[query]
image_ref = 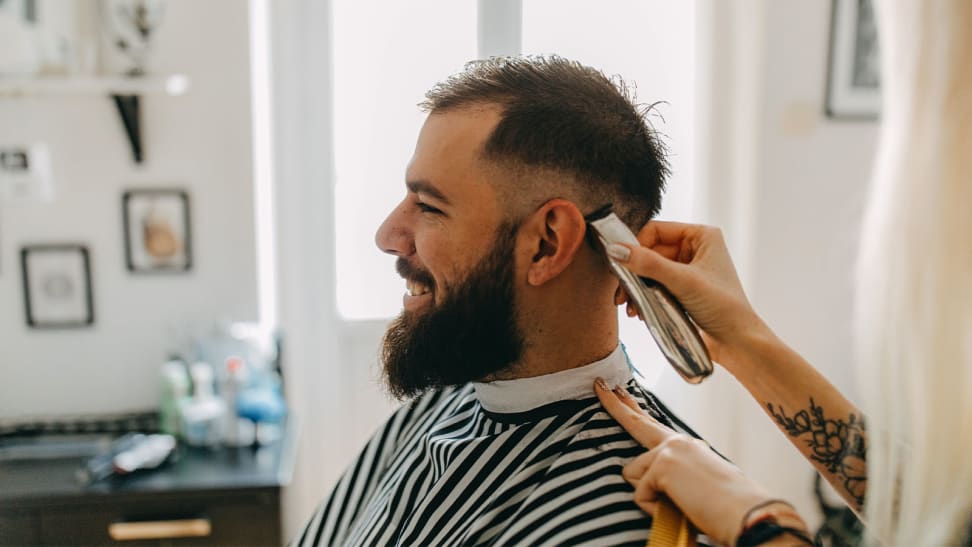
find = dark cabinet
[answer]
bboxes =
[33,490,279,545]
[0,426,295,546]
[0,508,39,545]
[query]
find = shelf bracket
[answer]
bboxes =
[112,94,143,164]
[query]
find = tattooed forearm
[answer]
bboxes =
[766,398,867,508]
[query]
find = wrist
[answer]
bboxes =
[716,319,781,376]
[734,499,812,547]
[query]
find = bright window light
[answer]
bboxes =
[249,0,277,330]
[334,0,477,320]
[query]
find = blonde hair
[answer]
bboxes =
[855,1,972,544]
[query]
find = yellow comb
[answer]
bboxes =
[647,497,696,547]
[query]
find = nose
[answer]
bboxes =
[375,200,414,257]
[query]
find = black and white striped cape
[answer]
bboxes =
[293,373,704,546]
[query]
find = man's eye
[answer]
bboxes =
[417,202,443,214]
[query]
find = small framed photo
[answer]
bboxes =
[21,245,95,328]
[123,189,192,273]
[0,144,55,202]
[0,149,29,172]
[825,0,881,119]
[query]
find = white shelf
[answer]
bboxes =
[0,74,190,98]
[0,73,190,163]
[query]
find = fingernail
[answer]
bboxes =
[614,385,632,399]
[595,377,610,391]
[606,243,631,262]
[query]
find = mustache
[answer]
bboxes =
[396,258,435,289]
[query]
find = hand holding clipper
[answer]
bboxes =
[586,206,713,384]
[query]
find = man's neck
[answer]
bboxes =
[492,294,619,381]
[490,249,621,381]
[503,336,619,380]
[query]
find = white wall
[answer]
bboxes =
[0,1,259,418]
[661,0,878,528]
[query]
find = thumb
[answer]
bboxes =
[608,243,696,297]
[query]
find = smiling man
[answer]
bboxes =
[294,55,707,546]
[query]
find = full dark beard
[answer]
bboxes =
[381,225,524,400]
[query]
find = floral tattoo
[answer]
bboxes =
[767,398,867,508]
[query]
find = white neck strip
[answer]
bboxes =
[472,345,632,414]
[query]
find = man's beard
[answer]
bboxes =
[381,224,524,400]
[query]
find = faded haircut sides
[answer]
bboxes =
[419,55,670,229]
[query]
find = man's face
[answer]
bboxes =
[374,107,526,398]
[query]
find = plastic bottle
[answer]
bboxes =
[220,356,250,446]
[159,360,190,437]
[181,362,225,447]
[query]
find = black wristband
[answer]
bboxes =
[740,498,797,529]
[736,521,815,547]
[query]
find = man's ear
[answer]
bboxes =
[522,199,587,287]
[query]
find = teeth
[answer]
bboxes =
[406,279,431,296]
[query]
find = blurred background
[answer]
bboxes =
[0,0,877,543]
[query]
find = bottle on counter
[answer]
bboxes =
[159,360,190,437]
[181,362,225,447]
[220,355,254,447]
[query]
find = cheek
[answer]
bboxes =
[415,234,458,284]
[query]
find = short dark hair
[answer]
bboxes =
[420,55,669,228]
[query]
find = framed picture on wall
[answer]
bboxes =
[21,244,95,328]
[123,189,192,273]
[0,144,55,202]
[826,0,881,119]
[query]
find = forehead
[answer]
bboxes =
[406,107,503,206]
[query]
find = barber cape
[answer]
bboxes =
[293,345,704,546]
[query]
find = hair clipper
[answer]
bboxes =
[586,206,713,384]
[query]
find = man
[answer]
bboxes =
[294,55,706,546]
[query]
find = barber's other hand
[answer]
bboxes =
[610,220,768,367]
[595,381,774,547]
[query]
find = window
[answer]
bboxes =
[333,0,477,319]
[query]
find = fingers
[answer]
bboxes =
[612,385,642,413]
[622,458,660,516]
[616,287,644,320]
[636,220,709,248]
[594,380,674,449]
[622,449,660,486]
[636,221,729,268]
[633,467,662,511]
[614,285,627,306]
[612,244,696,298]
[628,438,696,513]
[625,442,702,519]
[645,243,681,261]
[624,449,665,515]
[639,500,658,516]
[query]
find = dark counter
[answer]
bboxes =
[0,423,296,546]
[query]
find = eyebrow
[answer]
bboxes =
[406,180,452,206]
